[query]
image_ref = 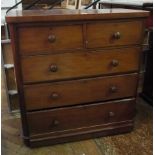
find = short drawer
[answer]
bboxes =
[24,73,138,110]
[86,20,143,48]
[27,98,136,135]
[21,47,140,83]
[18,25,83,55]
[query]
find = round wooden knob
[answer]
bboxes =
[50,64,58,72]
[48,35,56,43]
[53,120,59,126]
[109,111,115,117]
[111,59,119,67]
[51,92,59,99]
[113,32,121,39]
[110,86,117,93]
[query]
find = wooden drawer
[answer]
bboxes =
[27,98,135,135]
[86,21,143,48]
[21,47,140,83]
[18,25,83,55]
[24,73,138,110]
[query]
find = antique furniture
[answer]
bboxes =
[6,9,149,147]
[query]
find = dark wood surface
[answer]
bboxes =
[27,98,135,135]
[6,9,149,23]
[24,74,138,110]
[86,20,143,48]
[7,9,149,147]
[17,20,143,55]
[18,24,83,54]
[8,24,30,143]
[21,47,140,83]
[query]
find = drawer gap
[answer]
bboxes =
[27,97,135,113]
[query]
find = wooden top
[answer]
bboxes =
[6,9,149,23]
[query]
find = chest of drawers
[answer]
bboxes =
[6,9,149,147]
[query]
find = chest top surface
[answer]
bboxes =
[6,8,149,23]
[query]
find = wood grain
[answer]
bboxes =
[18,25,83,54]
[86,20,143,48]
[27,98,135,135]
[6,9,149,24]
[8,24,30,142]
[24,73,138,110]
[21,47,140,83]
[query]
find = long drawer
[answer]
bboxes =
[86,20,143,48]
[18,25,83,55]
[27,98,136,135]
[24,73,138,110]
[21,47,140,83]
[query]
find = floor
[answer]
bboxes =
[1,75,153,155]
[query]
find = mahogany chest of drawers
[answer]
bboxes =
[6,9,149,147]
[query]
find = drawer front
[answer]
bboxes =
[21,47,140,83]
[27,99,135,135]
[18,25,83,55]
[24,74,138,110]
[86,21,143,48]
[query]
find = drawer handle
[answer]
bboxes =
[49,120,60,128]
[113,32,121,39]
[111,59,119,67]
[53,120,59,126]
[51,92,59,99]
[50,64,58,72]
[109,111,115,117]
[48,35,56,43]
[110,86,117,93]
